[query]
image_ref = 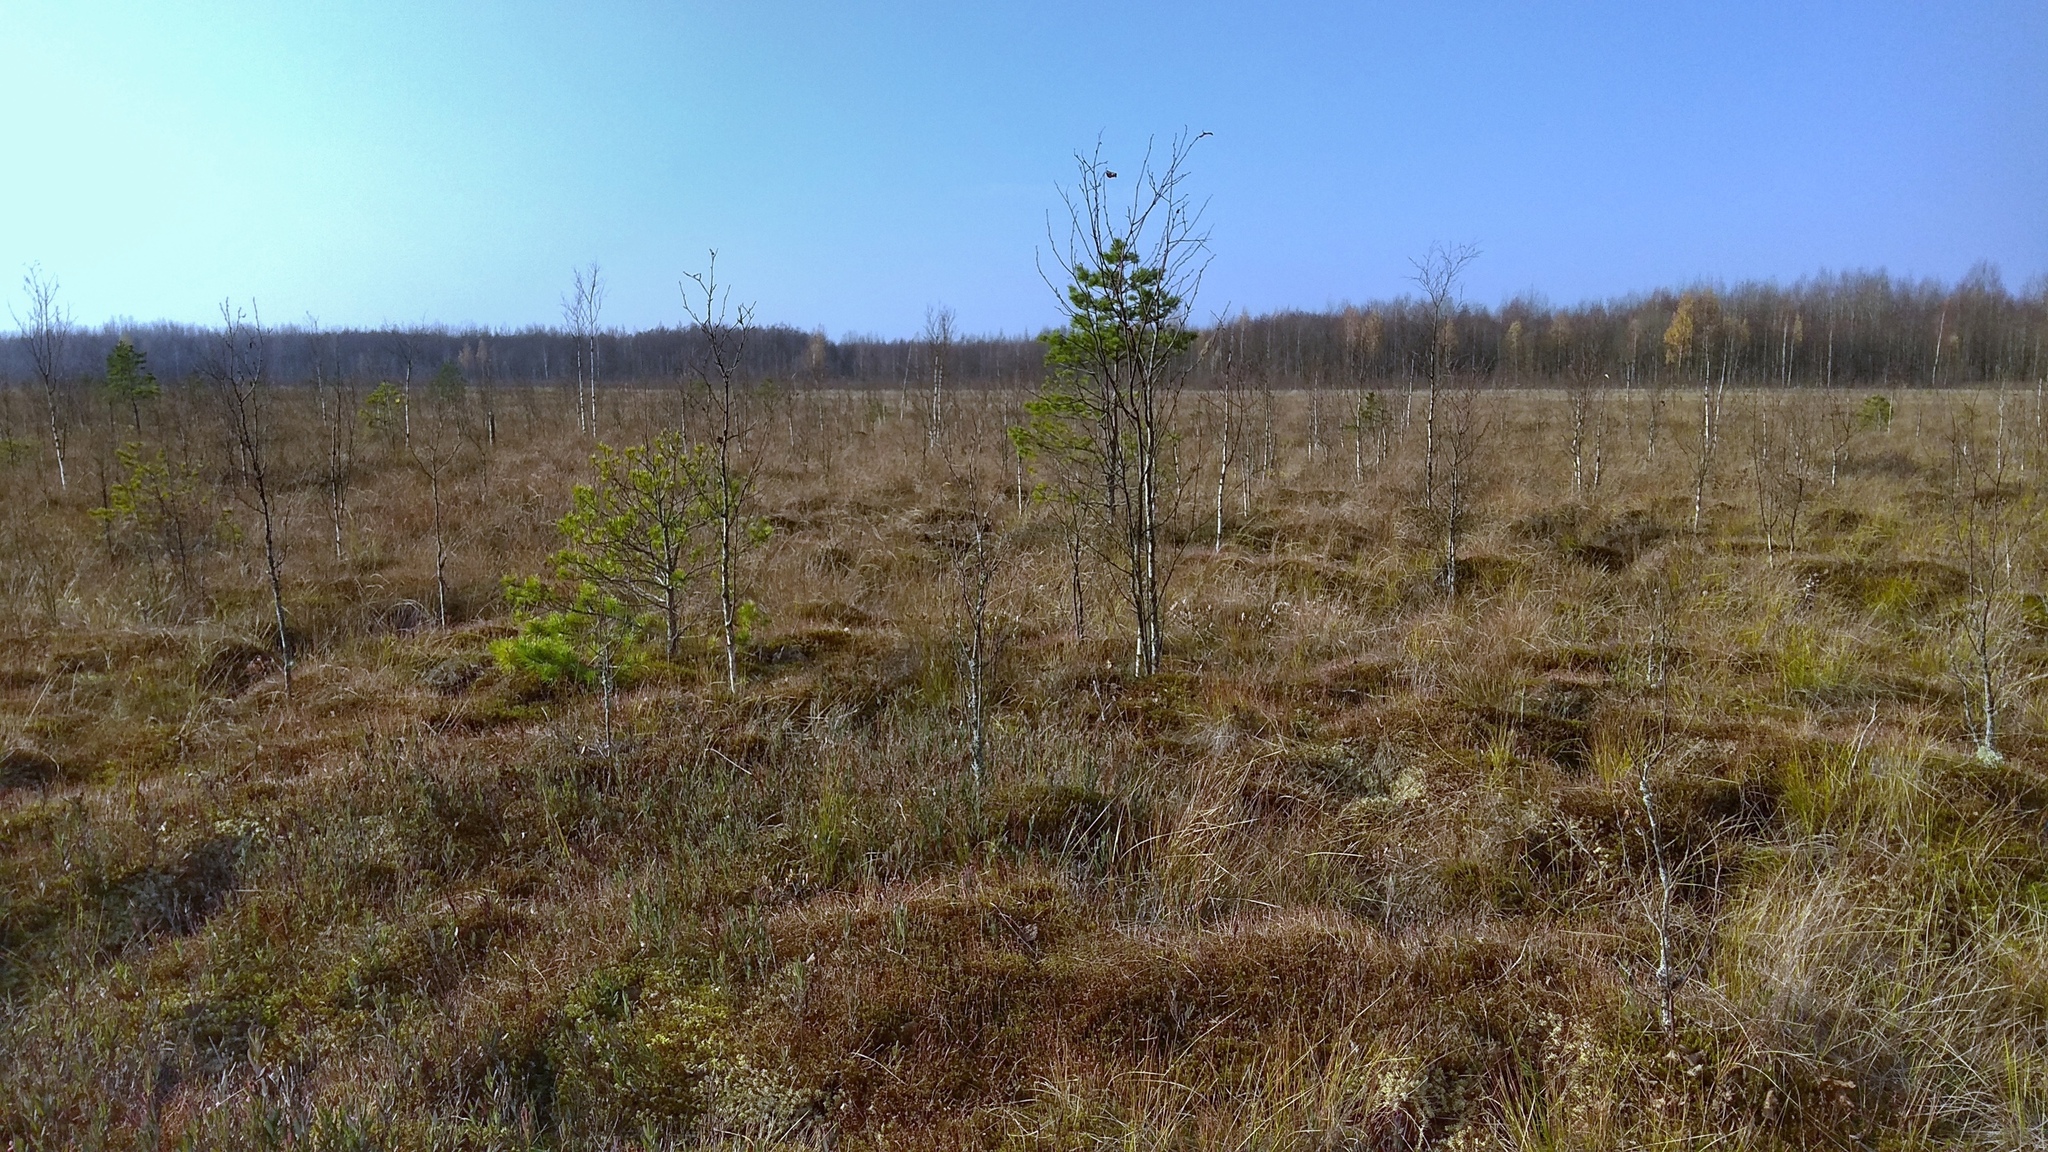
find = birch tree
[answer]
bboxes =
[563,263,606,438]
[408,362,482,625]
[14,265,71,490]
[924,304,955,453]
[1944,407,2033,762]
[388,327,420,449]
[1410,243,1479,501]
[1436,376,1486,596]
[1560,320,1608,499]
[209,301,293,696]
[309,320,356,563]
[681,253,770,692]
[1205,316,1248,552]
[930,455,1004,789]
[1667,291,1733,534]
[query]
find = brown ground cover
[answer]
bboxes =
[4,383,2047,1149]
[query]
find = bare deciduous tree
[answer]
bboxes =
[1410,243,1480,502]
[1306,358,1325,467]
[209,300,293,697]
[462,337,499,450]
[1566,374,1603,499]
[410,363,483,625]
[1436,377,1486,596]
[959,513,994,787]
[388,327,421,449]
[1637,745,1681,1039]
[14,265,72,490]
[1749,391,1821,559]
[924,304,955,453]
[1667,291,1736,534]
[310,319,357,563]
[564,263,606,438]
[1205,316,1249,552]
[1347,390,1390,477]
[932,446,1005,790]
[682,253,768,693]
[1561,324,1608,499]
[1944,406,2033,761]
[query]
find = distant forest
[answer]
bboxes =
[4,266,2043,389]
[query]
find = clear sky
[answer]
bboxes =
[4,1,2043,336]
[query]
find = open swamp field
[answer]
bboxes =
[5,384,2048,1150]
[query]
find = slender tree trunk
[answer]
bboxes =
[1309,383,1321,466]
[600,634,616,756]
[587,334,601,438]
[1069,511,1086,640]
[331,484,346,563]
[1932,302,1948,389]
[1215,391,1230,553]
[1261,383,1274,479]
[1980,631,1998,755]
[324,386,348,563]
[1139,400,1161,674]
[665,581,680,659]
[1591,404,1606,488]
[718,455,739,693]
[1647,372,1663,459]
[1638,759,1679,1038]
[1693,359,1714,534]
[1443,496,1459,597]
[966,522,989,788]
[1569,391,1587,496]
[43,385,66,491]
[1424,370,1439,500]
[1353,394,1365,481]
[430,469,448,626]
[257,482,292,698]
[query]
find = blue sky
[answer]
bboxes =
[4,1,2042,336]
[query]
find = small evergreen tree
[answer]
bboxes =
[492,576,645,751]
[93,442,221,611]
[361,381,405,434]
[103,338,158,432]
[1013,135,1207,675]
[555,432,719,659]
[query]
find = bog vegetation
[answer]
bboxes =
[8,178,2048,1147]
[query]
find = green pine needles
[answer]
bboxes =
[103,338,159,431]
[1012,135,1208,675]
[494,431,770,706]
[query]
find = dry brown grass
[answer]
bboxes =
[3,382,2048,1149]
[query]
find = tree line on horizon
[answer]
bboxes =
[6,263,2044,393]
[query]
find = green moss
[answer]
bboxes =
[553,965,818,1138]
